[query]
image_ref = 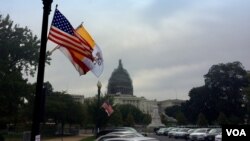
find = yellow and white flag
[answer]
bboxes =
[55,24,104,77]
[75,25,104,77]
[76,25,104,77]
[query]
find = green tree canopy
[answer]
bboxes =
[164,105,181,118]
[197,113,208,127]
[204,61,248,122]
[117,104,151,125]
[175,112,188,125]
[0,14,50,129]
[182,61,249,125]
[124,113,135,127]
[242,71,250,124]
[217,112,229,125]
[0,14,50,77]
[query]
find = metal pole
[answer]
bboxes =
[30,0,53,141]
[96,81,102,135]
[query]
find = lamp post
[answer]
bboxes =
[30,0,53,141]
[96,81,102,134]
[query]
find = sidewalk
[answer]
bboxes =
[43,134,93,141]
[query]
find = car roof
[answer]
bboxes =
[96,133,142,141]
[96,128,135,138]
[104,136,159,141]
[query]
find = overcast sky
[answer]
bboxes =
[1,0,250,100]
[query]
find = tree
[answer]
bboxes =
[124,113,135,127]
[197,113,208,127]
[217,112,228,125]
[118,104,150,125]
[242,71,250,124]
[182,61,249,125]
[204,61,249,123]
[108,106,123,126]
[182,86,215,124]
[164,105,181,118]
[45,91,86,135]
[0,14,50,129]
[82,94,115,128]
[175,112,188,125]
[142,113,152,125]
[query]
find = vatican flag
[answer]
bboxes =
[75,24,104,77]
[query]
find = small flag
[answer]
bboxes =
[101,101,114,116]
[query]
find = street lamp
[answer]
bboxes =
[30,1,53,141]
[96,81,102,134]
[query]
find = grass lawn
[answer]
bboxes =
[80,136,95,141]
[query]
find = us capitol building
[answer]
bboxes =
[106,59,183,116]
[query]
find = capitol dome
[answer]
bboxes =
[107,59,133,95]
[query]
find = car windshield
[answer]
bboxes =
[179,128,188,132]
[188,129,195,133]
[209,128,221,134]
[194,129,208,133]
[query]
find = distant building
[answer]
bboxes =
[107,59,183,116]
[71,94,85,104]
[107,59,133,95]
[158,99,185,113]
[112,94,157,114]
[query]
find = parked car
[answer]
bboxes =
[214,133,222,141]
[96,127,138,138]
[163,127,174,136]
[156,127,168,135]
[107,131,144,137]
[189,128,210,141]
[103,136,159,141]
[205,128,222,141]
[154,126,165,133]
[96,131,143,141]
[173,128,190,139]
[114,127,138,132]
[185,128,196,140]
[168,128,180,138]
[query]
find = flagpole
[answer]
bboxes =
[30,0,53,141]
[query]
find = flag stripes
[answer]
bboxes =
[48,27,93,60]
[48,8,103,77]
[101,102,114,116]
[48,9,94,61]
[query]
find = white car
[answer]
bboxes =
[215,133,222,141]
[156,127,168,135]
[189,128,210,141]
[104,136,159,141]
[96,131,144,141]
[173,128,190,138]
[168,128,180,138]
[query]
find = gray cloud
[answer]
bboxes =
[1,0,250,101]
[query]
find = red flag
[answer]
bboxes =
[101,101,114,116]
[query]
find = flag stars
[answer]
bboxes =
[51,9,74,35]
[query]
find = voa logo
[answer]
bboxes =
[226,129,246,136]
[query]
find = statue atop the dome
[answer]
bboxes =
[118,59,123,69]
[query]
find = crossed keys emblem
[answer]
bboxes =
[94,52,103,66]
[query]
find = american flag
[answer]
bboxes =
[48,9,93,61]
[101,101,114,116]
